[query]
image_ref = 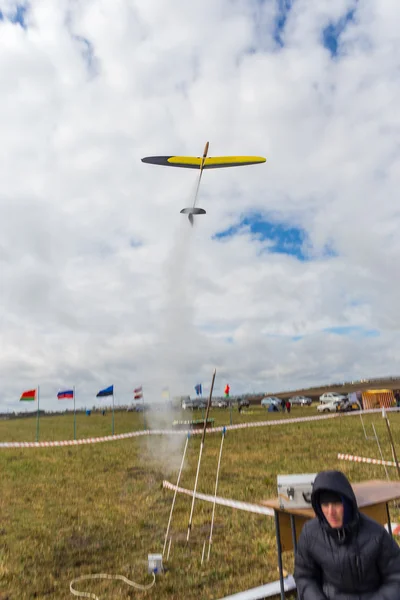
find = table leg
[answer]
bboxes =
[290,514,297,552]
[274,510,285,600]
[289,515,299,600]
[386,503,393,538]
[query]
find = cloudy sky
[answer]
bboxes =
[1,0,400,412]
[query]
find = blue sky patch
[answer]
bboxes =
[322,7,356,57]
[10,5,27,28]
[273,0,293,47]
[74,36,96,73]
[214,213,308,260]
[324,326,379,338]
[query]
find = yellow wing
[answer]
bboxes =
[141,155,266,169]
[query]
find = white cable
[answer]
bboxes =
[69,571,155,599]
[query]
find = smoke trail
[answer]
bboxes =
[143,186,206,469]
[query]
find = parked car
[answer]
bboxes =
[317,399,342,413]
[319,392,347,403]
[289,395,312,406]
[182,398,206,410]
[211,399,228,408]
[238,398,250,409]
[127,401,148,412]
[261,396,281,409]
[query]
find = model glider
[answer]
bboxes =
[141,142,266,225]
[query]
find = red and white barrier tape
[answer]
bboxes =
[0,429,150,449]
[338,453,399,468]
[163,480,274,516]
[1,407,399,449]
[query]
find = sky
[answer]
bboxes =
[1,0,400,413]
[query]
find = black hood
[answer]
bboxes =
[311,471,359,541]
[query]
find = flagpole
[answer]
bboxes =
[73,386,76,440]
[112,389,115,436]
[36,385,40,442]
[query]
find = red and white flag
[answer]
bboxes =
[134,386,143,399]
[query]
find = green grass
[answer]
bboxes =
[1,406,400,599]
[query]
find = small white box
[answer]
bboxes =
[277,473,317,509]
[148,553,163,574]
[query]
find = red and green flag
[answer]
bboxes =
[20,389,36,402]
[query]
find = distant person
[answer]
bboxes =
[294,470,400,600]
[281,399,286,412]
[395,390,400,408]
[285,400,291,413]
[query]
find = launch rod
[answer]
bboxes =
[186,368,216,543]
[163,433,190,556]
[207,426,226,561]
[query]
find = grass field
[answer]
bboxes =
[1,405,400,599]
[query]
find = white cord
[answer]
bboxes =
[70,571,156,599]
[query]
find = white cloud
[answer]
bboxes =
[0,0,400,414]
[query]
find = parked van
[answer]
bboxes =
[319,392,347,404]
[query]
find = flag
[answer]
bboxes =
[224,384,230,398]
[134,385,143,400]
[194,383,202,396]
[96,385,113,397]
[20,389,36,401]
[57,389,74,400]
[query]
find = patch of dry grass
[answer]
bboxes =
[1,406,399,599]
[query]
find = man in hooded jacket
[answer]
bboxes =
[294,470,400,600]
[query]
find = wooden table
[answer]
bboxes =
[261,480,400,600]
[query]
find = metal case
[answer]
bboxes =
[277,473,317,509]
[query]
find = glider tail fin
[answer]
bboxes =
[180,207,206,226]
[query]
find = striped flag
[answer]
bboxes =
[20,389,36,402]
[57,389,74,400]
[134,386,143,400]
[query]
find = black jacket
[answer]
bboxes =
[294,470,400,600]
